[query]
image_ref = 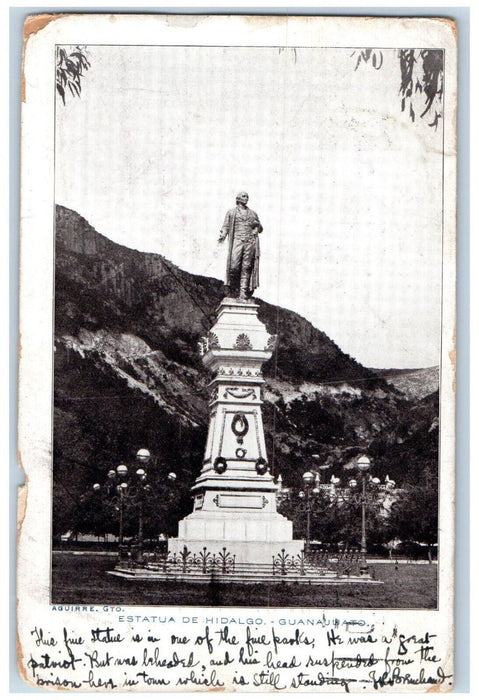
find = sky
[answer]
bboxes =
[55,45,444,369]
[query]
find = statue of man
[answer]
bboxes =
[218,192,263,300]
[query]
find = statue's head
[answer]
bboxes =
[236,192,249,205]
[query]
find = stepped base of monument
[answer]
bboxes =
[108,544,382,585]
[109,562,381,585]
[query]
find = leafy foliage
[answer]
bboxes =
[387,468,439,557]
[278,485,392,548]
[76,476,184,540]
[278,490,341,543]
[56,45,90,105]
[352,48,384,71]
[351,48,443,128]
[418,49,444,127]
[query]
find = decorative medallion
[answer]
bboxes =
[255,457,269,475]
[234,333,253,350]
[214,456,228,474]
[231,413,249,443]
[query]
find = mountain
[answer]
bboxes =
[371,367,439,400]
[55,205,379,385]
[53,205,439,537]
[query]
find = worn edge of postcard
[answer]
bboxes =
[17,13,457,692]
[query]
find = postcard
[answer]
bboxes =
[17,13,456,691]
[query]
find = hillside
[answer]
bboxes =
[53,205,439,537]
[371,367,439,400]
[55,206,379,384]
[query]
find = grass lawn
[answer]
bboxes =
[52,553,437,609]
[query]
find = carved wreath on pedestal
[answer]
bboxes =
[231,413,249,445]
[255,457,269,475]
[214,456,228,474]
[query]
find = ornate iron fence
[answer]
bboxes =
[317,547,361,576]
[146,546,236,575]
[119,544,363,578]
[273,546,362,578]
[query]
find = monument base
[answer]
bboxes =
[172,495,302,563]
[177,509,293,541]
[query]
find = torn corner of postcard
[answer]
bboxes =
[17,13,457,692]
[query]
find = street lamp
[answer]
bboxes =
[302,470,315,554]
[340,457,396,575]
[276,457,334,556]
[99,464,131,547]
[356,455,371,575]
[136,448,151,464]
[303,458,334,550]
[92,448,177,564]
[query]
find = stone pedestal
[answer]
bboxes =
[169,298,303,564]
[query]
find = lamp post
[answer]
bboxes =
[340,457,396,575]
[276,459,332,554]
[93,464,130,545]
[276,457,338,556]
[340,455,374,575]
[93,448,177,564]
[302,458,333,552]
[356,455,371,575]
[301,470,315,554]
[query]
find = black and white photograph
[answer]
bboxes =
[17,13,456,692]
